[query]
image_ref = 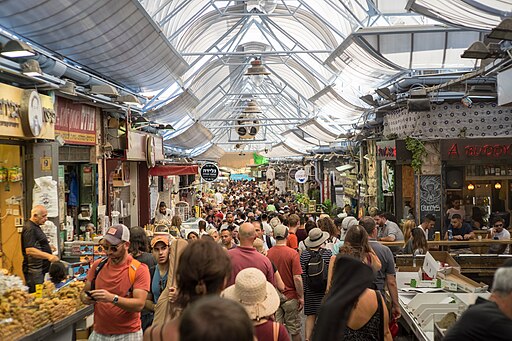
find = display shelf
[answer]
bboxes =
[19,305,94,341]
[465,176,512,180]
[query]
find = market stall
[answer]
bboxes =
[0,272,90,341]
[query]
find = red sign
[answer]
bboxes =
[448,143,512,159]
[55,97,96,145]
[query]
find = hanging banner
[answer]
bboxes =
[295,169,307,183]
[55,97,96,145]
[33,176,59,217]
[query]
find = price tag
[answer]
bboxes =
[34,283,43,298]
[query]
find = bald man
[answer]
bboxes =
[22,205,59,292]
[227,222,275,286]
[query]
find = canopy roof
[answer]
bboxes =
[0,0,496,158]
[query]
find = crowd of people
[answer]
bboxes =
[64,181,511,341]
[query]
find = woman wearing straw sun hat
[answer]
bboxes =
[223,268,290,341]
[300,228,332,341]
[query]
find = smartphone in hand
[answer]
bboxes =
[86,291,96,301]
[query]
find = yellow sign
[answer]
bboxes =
[0,84,54,140]
[34,283,43,298]
[41,157,52,171]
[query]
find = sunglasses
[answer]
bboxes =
[494,224,503,228]
[105,242,124,252]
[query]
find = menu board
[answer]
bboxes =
[419,175,442,238]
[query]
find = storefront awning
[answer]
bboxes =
[149,165,198,176]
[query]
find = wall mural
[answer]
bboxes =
[383,103,512,139]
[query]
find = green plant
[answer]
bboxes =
[294,193,310,206]
[405,137,426,174]
[321,199,338,217]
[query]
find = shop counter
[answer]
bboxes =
[19,305,94,341]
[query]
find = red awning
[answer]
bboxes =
[149,165,198,176]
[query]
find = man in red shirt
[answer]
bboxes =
[81,224,150,341]
[267,224,304,341]
[228,222,275,286]
[286,214,300,250]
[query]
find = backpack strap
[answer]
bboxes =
[127,258,141,296]
[90,257,108,290]
[266,235,273,249]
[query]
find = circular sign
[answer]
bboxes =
[200,163,219,182]
[146,135,156,168]
[288,168,297,180]
[294,169,307,184]
[21,90,44,137]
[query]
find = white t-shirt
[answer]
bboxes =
[417,224,429,240]
[154,208,173,222]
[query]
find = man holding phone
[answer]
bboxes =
[81,224,150,341]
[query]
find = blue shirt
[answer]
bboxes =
[448,223,473,238]
[151,269,168,303]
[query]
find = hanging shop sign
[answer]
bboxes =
[200,163,219,182]
[376,140,396,160]
[55,97,96,145]
[0,84,55,139]
[294,169,307,183]
[441,139,512,161]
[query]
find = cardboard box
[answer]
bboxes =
[410,278,442,288]
[70,262,90,280]
[79,245,94,255]
[76,329,90,339]
[94,245,106,255]
[437,268,489,293]
[422,252,461,279]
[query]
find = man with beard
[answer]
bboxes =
[81,224,150,340]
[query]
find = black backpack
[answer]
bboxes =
[305,248,328,293]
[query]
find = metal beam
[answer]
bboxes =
[181,50,333,56]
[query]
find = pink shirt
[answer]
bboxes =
[228,246,275,286]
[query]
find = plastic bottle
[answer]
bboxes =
[448,229,453,241]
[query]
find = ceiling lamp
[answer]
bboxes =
[376,87,396,101]
[467,183,475,191]
[461,41,501,59]
[360,94,378,107]
[408,88,431,112]
[21,59,42,76]
[488,18,512,41]
[495,182,502,190]
[90,84,119,97]
[336,164,355,172]
[117,94,141,106]
[59,80,76,96]
[1,39,35,58]
[245,58,270,87]
[242,99,262,114]
[261,0,278,14]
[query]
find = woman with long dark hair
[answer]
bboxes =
[403,227,428,256]
[313,250,392,341]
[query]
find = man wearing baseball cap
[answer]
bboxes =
[81,224,150,341]
[141,235,171,330]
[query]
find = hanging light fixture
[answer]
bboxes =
[1,39,35,58]
[467,183,475,191]
[245,57,270,87]
[21,59,42,76]
[495,182,502,190]
[117,94,141,106]
[59,80,77,96]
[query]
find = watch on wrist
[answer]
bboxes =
[112,295,119,305]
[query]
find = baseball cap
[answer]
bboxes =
[103,224,130,245]
[151,235,170,248]
[273,224,288,240]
